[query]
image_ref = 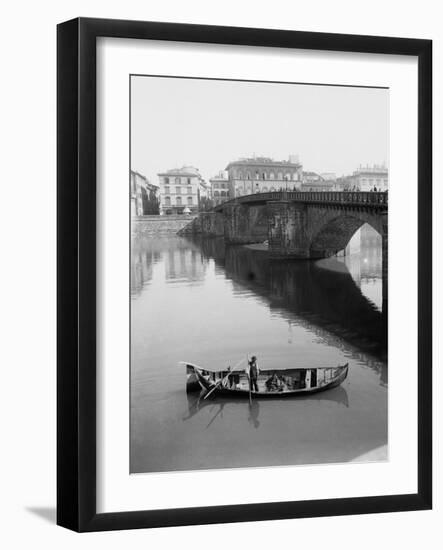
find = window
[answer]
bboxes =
[187,196,193,205]
[187,177,191,185]
[246,172,251,180]
[278,172,283,180]
[187,186,192,194]
[255,171,260,180]
[175,177,180,184]
[165,196,171,206]
[270,172,274,179]
[214,190,220,197]
[164,177,169,184]
[176,196,182,206]
[176,187,181,195]
[220,190,226,197]
[262,172,266,180]
[164,186,170,194]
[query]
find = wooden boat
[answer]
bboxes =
[182,361,349,398]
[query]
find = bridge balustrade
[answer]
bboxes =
[216,191,388,210]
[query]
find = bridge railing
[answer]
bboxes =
[215,191,388,210]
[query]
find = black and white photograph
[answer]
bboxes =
[130,75,389,474]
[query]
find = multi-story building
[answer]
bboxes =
[300,171,335,191]
[349,164,389,191]
[225,156,303,198]
[320,172,337,181]
[130,170,158,216]
[158,166,208,215]
[209,171,230,206]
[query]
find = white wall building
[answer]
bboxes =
[350,164,389,191]
[158,166,208,215]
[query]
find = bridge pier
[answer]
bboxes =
[223,203,268,244]
[381,212,388,334]
[200,212,224,237]
[267,201,310,258]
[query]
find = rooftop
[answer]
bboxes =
[225,156,301,169]
[158,165,203,177]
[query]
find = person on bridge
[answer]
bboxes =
[248,355,259,392]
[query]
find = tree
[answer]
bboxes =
[142,188,160,215]
[198,196,215,212]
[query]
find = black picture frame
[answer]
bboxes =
[57,17,432,532]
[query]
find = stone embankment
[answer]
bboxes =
[132,215,197,235]
[177,212,224,237]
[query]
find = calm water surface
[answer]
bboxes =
[131,225,387,473]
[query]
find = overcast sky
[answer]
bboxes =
[131,75,388,184]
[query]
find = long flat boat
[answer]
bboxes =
[182,361,349,398]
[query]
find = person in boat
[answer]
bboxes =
[266,372,286,392]
[248,355,259,392]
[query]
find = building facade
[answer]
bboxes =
[209,171,230,206]
[225,156,303,198]
[130,170,158,216]
[158,166,208,215]
[349,164,389,191]
[299,171,335,191]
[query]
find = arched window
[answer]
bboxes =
[165,196,171,206]
[270,187,276,191]
[246,172,251,180]
[255,171,260,180]
[263,187,268,192]
[176,196,182,206]
[262,172,266,180]
[270,172,275,179]
[187,196,193,205]
[278,172,283,180]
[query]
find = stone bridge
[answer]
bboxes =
[184,191,387,263]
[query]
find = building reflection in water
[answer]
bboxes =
[131,235,209,295]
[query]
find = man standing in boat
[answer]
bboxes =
[248,355,259,393]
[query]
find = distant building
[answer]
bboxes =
[130,170,158,216]
[350,164,389,191]
[334,176,353,191]
[158,166,208,215]
[300,171,334,191]
[320,172,337,181]
[225,156,303,198]
[209,171,230,206]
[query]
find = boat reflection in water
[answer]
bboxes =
[184,383,350,427]
[130,226,387,473]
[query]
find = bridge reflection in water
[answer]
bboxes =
[130,226,387,473]
[193,228,387,364]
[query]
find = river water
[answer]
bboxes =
[130,224,387,473]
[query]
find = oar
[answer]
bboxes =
[203,357,245,400]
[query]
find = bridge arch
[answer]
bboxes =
[308,209,383,258]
